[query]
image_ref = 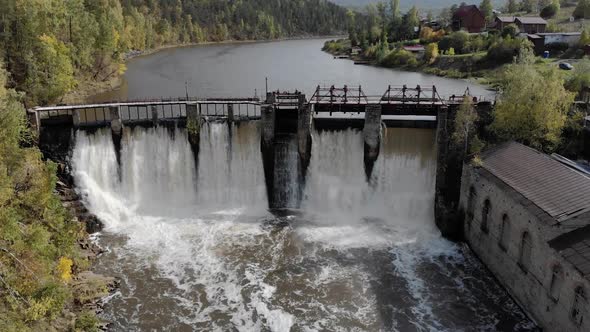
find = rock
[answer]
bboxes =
[72,271,117,306]
[59,188,80,202]
[80,214,104,234]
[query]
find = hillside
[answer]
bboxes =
[0,0,349,105]
[331,0,503,11]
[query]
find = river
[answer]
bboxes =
[73,39,534,331]
[93,38,492,101]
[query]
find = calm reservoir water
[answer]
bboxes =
[74,39,535,331]
[93,39,492,101]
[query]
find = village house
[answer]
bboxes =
[452,5,486,33]
[459,142,590,331]
[515,16,547,34]
[493,16,547,34]
[494,16,515,30]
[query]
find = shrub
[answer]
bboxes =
[380,49,417,67]
[425,43,439,64]
[486,37,533,64]
[540,4,559,18]
[438,31,469,54]
[501,24,519,38]
[574,0,590,19]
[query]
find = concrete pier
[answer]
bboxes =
[297,97,313,182]
[261,104,277,208]
[110,106,123,173]
[186,104,201,172]
[434,105,465,240]
[363,104,382,182]
[151,105,158,127]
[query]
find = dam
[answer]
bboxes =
[35,39,536,331]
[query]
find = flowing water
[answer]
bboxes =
[69,39,535,331]
[72,124,534,331]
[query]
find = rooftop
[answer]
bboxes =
[453,5,483,18]
[496,16,515,23]
[550,224,590,280]
[481,142,590,223]
[515,16,548,25]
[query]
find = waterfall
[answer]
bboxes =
[70,125,533,331]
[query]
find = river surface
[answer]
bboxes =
[73,39,535,331]
[93,38,492,101]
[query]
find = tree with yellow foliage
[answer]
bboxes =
[491,51,575,152]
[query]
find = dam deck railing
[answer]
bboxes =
[28,85,495,132]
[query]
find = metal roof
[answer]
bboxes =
[481,142,590,223]
[515,16,548,25]
[496,16,515,23]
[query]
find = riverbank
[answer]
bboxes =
[323,39,501,90]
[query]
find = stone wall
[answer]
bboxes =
[460,165,590,331]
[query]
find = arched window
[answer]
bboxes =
[518,231,532,271]
[549,265,563,302]
[498,214,510,251]
[571,286,587,326]
[481,199,491,234]
[466,186,476,231]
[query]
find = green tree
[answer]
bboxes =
[491,57,575,151]
[26,35,76,104]
[480,0,494,21]
[507,0,519,13]
[0,60,87,330]
[453,97,480,154]
[580,29,590,46]
[574,0,590,19]
[565,59,590,99]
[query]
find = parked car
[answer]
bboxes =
[559,62,574,70]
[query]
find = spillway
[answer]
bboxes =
[71,123,533,331]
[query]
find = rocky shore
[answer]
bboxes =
[54,162,118,330]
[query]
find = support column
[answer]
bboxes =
[186,103,201,173]
[151,105,158,127]
[110,106,123,177]
[363,104,382,182]
[434,105,466,240]
[297,96,313,202]
[72,109,81,128]
[227,104,234,122]
[261,104,276,208]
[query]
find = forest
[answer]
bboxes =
[0,0,349,106]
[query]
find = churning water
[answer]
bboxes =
[72,123,534,331]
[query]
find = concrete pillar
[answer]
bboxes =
[110,106,123,176]
[151,106,158,127]
[186,103,201,173]
[261,104,276,208]
[363,104,382,182]
[227,104,234,122]
[72,109,81,128]
[297,99,313,199]
[434,105,466,241]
